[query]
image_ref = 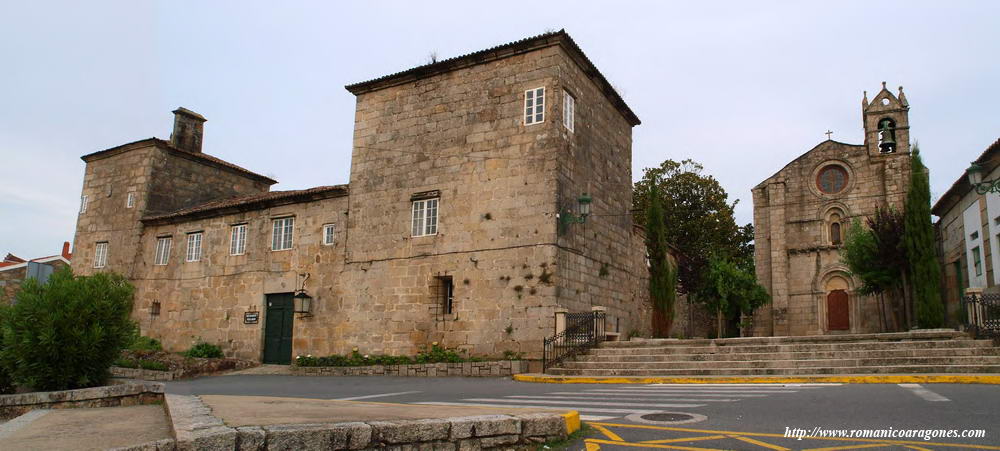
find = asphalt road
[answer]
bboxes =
[167,376,1000,450]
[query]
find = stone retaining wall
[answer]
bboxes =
[166,394,570,451]
[0,381,165,420]
[292,360,526,377]
[111,366,181,381]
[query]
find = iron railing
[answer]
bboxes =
[963,292,1000,338]
[542,311,606,372]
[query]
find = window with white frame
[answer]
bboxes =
[230,224,247,255]
[563,91,575,132]
[126,192,136,208]
[154,237,171,265]
[94,242,108,268]
[323,224,336,246]
[186,232,203,262]
[524,87,545,125]
[411,198,439,237]
[80,195,89,213]
[272,217,294,250]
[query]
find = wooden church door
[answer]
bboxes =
[827,289,850,331]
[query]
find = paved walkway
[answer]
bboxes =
[224,364,292,376]
[200,394,569,427]
[0,405,171,451]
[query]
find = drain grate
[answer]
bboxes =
[640,413,695,422]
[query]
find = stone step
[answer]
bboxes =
[547,365,1000,376]
[587,339,993,356]
[599,330,966,349]
[578,347,1000,362]
[558,355,1000,370]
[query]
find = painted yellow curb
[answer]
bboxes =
[513,373,1000,384]
[561,410,581,435]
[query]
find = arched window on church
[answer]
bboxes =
[828,211,844,245]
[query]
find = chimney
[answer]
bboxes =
[170,107,207,153]
[61,241,72,260]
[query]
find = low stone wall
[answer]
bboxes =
[0,381,165,420]
[111,366,181,381]
[292,360,526,377]
[166,394,570,451]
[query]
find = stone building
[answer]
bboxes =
[71,31,652,363]
[932,137,1000,323]
[751,83,912,336]
[0,242,72,303]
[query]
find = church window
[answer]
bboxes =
[830,220,842,245]
[817,165,849,194]
[524,87,545,125]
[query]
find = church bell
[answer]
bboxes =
[878,121,896,152]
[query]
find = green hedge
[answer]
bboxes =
[296,344,485,368]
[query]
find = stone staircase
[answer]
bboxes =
[547,330,1000,376]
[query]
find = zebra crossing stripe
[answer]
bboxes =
[462,398,705,408]
[505,395,740,403]
[578,390,771,397]
[414,401,663,415]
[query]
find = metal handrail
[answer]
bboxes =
[542,311,606,372]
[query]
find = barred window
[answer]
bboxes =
[411,198,439,237]
[230,224,247,255]
[272,217,294,251]
[186,232,202,262]
[154,237,171,265]
[524,87,545,125]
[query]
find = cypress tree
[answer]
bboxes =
[903,146,945,328]
[646,184,677,336]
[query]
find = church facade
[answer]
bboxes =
[71,31,652,362]
[751,83,912,336]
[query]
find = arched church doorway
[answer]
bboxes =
[825,276,850,331]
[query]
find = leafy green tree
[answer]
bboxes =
[841,211,907,331]
[645,184,678,336]
[633,159,748,295]
[697,255,770,337]
[903,147,945,328]
[0,268,135,391]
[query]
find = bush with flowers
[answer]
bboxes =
[295,343,485,367]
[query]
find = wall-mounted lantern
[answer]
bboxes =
[558,193,593,235]
[967,162,998,194]
[293,273,313,317]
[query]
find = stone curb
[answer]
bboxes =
[512,373,1000,384]
[0,381,165,420]
[292,360,526,377]
[111,366,182,381]
[165,394,575,450]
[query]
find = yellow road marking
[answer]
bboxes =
[729,434,790,450]
[585,422,1000,450]
[514,374,1000,385]
[561,410,581,434]
[591,424,625,442]
[802,444,890,451]
[585,443,601,451]
[640,435,727,444]
[585,438,724,450]
[905,446,932,451]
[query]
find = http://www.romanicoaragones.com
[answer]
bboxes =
[784,426,986,441]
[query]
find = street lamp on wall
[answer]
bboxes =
[293,273,313,317]
[558,193,593,235]
[966,163,998,194]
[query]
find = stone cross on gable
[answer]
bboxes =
[825,130,833,140]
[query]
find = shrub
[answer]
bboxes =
[0,306,14,394]
[129,334,163,352]
[138,360,169,371]
[114,358,138,369]
[184,342,224,358]
[296,344,476,367]
[0,268,135,391]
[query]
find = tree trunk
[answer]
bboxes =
[878,292,887,333]
[901,271,914,330]
[716,307,724,339]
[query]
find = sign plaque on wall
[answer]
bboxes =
[243,311,260,324]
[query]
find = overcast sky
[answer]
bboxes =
[2,1,998,258]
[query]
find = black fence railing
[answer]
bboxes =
[963,292,1000,338]
[542,311,606,372]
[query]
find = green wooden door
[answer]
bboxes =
[263,293,294,364]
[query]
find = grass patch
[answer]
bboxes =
[535,423,592,451]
